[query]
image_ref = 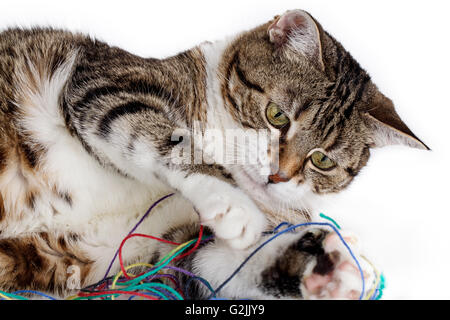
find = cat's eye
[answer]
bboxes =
[310,151,336,171]
[266,102,290,128]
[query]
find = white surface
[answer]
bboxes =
[1,0,449,299]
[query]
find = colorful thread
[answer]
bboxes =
[0,193,384,300]
[319,212,342,230]
[102,192,175,280]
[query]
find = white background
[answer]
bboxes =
[1,0,449,299]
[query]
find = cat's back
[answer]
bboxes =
[0,28,90,179]
[0,28,159,237]
[0,28,90,134]
[0,27,86,92]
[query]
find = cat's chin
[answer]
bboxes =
[232,166,312,214]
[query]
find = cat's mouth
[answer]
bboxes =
[233,166,268,193]
[232,166,283,206]
[232,165,311,213]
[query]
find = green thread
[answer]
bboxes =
[375,273,386,300]
[319,212,341,230]
[131,283,182,300]
[118,237,204,286]
[0,290,28,300]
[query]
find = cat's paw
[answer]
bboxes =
[196,192,267,250]
[299,229,374,300]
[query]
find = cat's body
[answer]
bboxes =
[0,10,427,299]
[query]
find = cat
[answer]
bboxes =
[0,9,428,299]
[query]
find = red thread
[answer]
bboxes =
[118,233,181,279]
[95,224,204,300]
[172,225,204,262]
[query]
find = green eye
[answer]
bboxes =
[266,102,290,128]
[310,151,336,170]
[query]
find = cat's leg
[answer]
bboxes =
[82,105,268,250]
[164,223,375,300]
[162,168,267,250]
[0,232,94,297]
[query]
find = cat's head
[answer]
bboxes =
[217,9,428,212]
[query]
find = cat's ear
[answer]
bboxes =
[268,9,325,71]
[362,94,430,150]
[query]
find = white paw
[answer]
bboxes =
[301,231,375,300]
[196,192,267,250]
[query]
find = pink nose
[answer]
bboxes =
[268,173,290,184]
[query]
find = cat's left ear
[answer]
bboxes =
[362,93,430,150]
[268,9,325,71]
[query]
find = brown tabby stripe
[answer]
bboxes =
[73,80,178,114]
[60,98,98,159]
[0,232,92,294]
[233,54,265,93]
[52,186,73,207]
[346,145,370,176]
[222,53,241,112]
[25,191,37,211]
[223,52,252,112]
[312,57,370,138]
[341,75,370,120]
[294,100,313,121]
[97,101,162,137]
[178,48,208,125]
[17,140,40,169]
[0,192,5,222]
[0,146,7,173]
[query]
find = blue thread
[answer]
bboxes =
[208,221,366,300]
[184,276,216,299]
[272,222,294,233]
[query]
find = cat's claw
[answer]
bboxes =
[197,193,267,250]
[300,230,374,300]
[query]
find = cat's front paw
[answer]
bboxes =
[299,229,374,300]
[196,192,267,250]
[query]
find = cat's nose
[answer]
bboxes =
[268,172,290,184]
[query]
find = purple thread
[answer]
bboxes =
[162,265,197,278]
[102,193,175,280]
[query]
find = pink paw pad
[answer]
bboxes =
[302,231,372,300]
[304,273,333,294]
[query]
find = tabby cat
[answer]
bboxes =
[0,9,427,299]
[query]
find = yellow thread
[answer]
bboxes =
[361,255,381,300]
[110,263,154,300]
[111,263,154,289]
[110,240,192,300]
[0,292,12,300]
